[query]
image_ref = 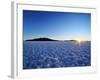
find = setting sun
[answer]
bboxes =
[77,39,82,43]
[76,38,85,44]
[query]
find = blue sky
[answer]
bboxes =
[23,10,91,40]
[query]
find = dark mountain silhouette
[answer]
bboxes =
[25,37,58,41]
[25,38,88,42]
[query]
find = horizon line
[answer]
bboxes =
[23,37,91,41]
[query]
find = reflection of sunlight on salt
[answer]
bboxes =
[77,40,82,45]
[77,39,81,43]
[76,39,84,45]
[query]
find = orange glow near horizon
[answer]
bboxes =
[77,39,82,44]
[76,37,85,44]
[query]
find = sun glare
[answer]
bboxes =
[77,39,82,43]
[76,38,84,44]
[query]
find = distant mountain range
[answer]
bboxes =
[25,37,58,41]
[25,37,88,42]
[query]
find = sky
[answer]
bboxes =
[23,10,91,41]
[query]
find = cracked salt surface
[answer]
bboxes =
[23,41,91,69]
